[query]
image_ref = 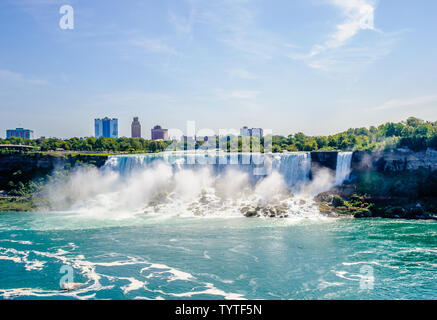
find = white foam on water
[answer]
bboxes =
[0,240,33,245]
[167,282,246,300]
[342,261,382,266]
[0,244,245,300]
[317,280,345,290]
[0,247,46,271]
[141,263,194,282]
[0,255,22,263]
[120,277,145,294]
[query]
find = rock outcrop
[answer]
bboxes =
[0,154,108,192]
[353,148,437,172]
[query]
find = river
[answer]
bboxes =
[0,152,435,299]
[0,212,436,299]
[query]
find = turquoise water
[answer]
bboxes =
[0,212,436,300]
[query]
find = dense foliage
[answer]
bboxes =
[271,117,437,152]
[1,117,436,153]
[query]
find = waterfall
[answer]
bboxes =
[273,152,311,189]
[46,151,339,217]
[103,151,312,191]
[334,152,353,186]
[46,151,351,217]
[103,151,352,189]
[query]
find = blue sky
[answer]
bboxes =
[1,0,437,138]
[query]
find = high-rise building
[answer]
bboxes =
[131,117,141,138]
[240,126,251,137]
[151,125,168,140]
[6,128,34,139]
[240,126,263,137]
[95,117,118,138]
[251,128,263,137]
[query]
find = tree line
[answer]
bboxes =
[0,136,172,153]
[271,117,437,152]
[1,117,436,153]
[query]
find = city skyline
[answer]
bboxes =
[3,119,270,140]
[1,1,437,139]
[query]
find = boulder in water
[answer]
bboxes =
[275,205,287,214]
[245,210,258,217]
[242,202,289,218]
[240,206,250,214]
[61,282,85,291]
[354,210,373,218]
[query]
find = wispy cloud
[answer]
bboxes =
[229,68,258,80]
[0,69,49,86]
[168,8,195,35]
[374,95,437,111]
[130,38,178,55]
[169,0,277,60]
[287,0,395,74]
[310,0,376,57]
[215,89,261,100]
[91,91,176,108]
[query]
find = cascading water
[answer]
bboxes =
[334,152,353,186]
[43,151,352,219]
[45,151,317,218]
[103,151,312,191]
[273,152,312,189]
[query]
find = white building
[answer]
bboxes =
[240,126,263,137]
[240,126,251,137]
[251,128,263,137]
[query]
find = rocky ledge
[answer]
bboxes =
[315,191,437,220]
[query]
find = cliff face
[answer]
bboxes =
[311,151,338,171]
[349,148,437,199]
[318,148,437,220]
[0,154,108,191]
[352,148,437,172]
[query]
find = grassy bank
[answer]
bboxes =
[0,197,35,212]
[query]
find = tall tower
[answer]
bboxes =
[131,117,141,138]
